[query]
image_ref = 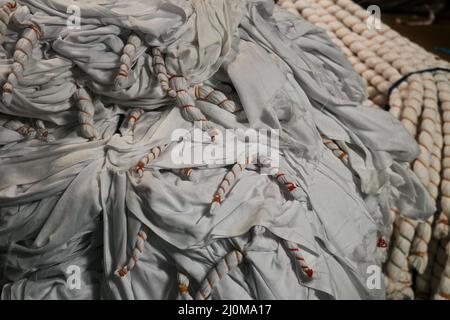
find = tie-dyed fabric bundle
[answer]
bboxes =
[0,0,433,299]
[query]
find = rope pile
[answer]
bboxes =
[278,0,450,300]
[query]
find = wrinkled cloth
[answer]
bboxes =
[0,0,434,300]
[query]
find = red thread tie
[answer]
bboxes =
[377,237,388,248]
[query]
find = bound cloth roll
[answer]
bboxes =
[278,0,450,300]
[0,0,437,300]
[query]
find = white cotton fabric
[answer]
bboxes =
[0,0,434,300]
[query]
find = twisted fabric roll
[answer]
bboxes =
[385,216,417,299]
[272,169,304,200]
[210,153,306,215]
[194,84,242,114]
[284,240,314,279]
[176,272,193,300]
[2,25,42,106]
[410,74,431,186]
[440,74,450,223]
[135,144,167,177]
[195,250,244,300]
[124,108,145,130]
[429,86,443,202]
[0,0,444,301]
[150,48,217,139]
[3,118,35,138]
[289,0,403,106]
[168,76,217,139]
[409,217,434,274]
[408,73,440,274]
[210,163,247,215]
[431,238,448,294]
[0,1,16,44]
[434,213,449,240]
[73,87,98,140]
[322,136,349,165]
[434,239,450,300]
[415,237,439,299]
[151,47,176,98]
[115,33,143,89]
[115,230,147,278]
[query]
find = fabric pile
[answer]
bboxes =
[278,0,450,299]
[0,0,436,299]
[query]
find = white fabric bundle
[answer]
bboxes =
[280,0,450,300]
[0,0,436,300]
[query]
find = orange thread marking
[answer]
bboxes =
[137,161,145,169]
[419,142,432,154]
[14,60,25,70]
[15,47,29,57]
[401,116,417,126]
[213,194,221,204]
[122,51,132,60]
[78,96,92,102]
[414,157,428,169]
[194,85,200,99]
[128,115,138,123]
[203,90,215,100]
[168,75,182,81]
[29,25,42,39]
[152,50,162,57]
[78,109,93,116]
[127,42,137,51]
[338,152,348,160]
[21,36,33,46]
[438,292,450,300]
[218,99,228,107]
[179,284,189,294]
[138,233,146,240]
[421,116,435,123]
